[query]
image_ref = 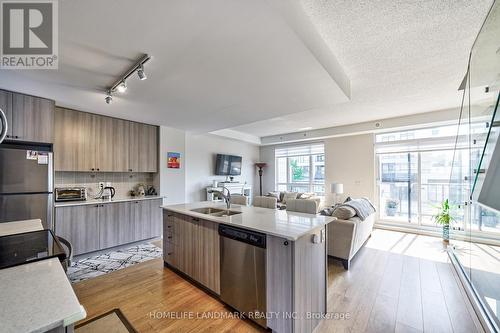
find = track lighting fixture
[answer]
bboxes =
[105,91,113,104]
[137,64,147,81]
[117,81,127,93]
[105,54,151,103]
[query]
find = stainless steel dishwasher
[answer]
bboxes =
[219,224,267,328]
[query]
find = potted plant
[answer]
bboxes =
[385,199,398,216]
[433,199,455,243]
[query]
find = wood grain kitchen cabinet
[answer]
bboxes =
[162,210,220,293]
[54,108,96,172]
[129,122,158,173]
[8,93,55,143]
[0,90,13,138]
[54,107,158,173]
[131,200,151,241]
[98,202,133,249]
[195,219,220,293]
[112,118,130,172]
[98,203,122,249]
[150,199,163,238]
[94,115,114,172]
[54,205,99,256]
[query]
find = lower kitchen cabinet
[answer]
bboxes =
[54,199,163,256]
[163,210,220,293]
[55,204,99,255]
[99,202,131,249]
[150,199,163,238]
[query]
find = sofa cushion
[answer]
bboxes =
[299,192,315,199]
[282,191,299,204]
[266,191,280,201]
[332,206,357,220]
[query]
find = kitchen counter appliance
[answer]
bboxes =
[0,143,53,229]
[219,224,267,328]
[55,187,87,202]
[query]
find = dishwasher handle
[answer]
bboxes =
[218,224,266,249]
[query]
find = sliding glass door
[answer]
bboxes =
[377,148,473,228]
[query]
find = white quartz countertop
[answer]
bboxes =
[162,201,336,241]
[0,219,43,236]
[54,195,163,207]
[0,258,86,333]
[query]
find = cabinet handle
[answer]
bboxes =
[96,168,100,171]
[167,225,172,228]
[192,217,199,222]
[284,241,289,246]
[129,169,133,172]
[167,252,173,255]
[95,204,99,207]
[91,168,95,171]
[15,136,19,139]
[167,236,172,239]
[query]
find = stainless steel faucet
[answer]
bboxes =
[208,186,231,209]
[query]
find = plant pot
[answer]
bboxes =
[442,224,450,243]
[386,207,397,217]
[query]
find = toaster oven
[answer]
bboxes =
[55,187,87,202]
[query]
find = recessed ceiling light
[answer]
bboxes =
[116,81,127,93]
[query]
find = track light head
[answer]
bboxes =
[105,93,113,104]
[137,64,147,80]
[116,81,127,93]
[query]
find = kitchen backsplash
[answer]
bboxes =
[55,172,155,198]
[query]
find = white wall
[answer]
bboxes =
[158,126,186,205]
[259,145,275,195]
[185,134,260,202]
[324,134,375,205]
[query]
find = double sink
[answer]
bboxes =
[190,207,242,217]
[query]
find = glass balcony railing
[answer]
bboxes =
[449,1,500,330]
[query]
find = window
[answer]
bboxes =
[275,143,325,195]
[376,124,487,230]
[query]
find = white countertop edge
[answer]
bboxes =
[162,204,336,241]
[63,306,87,327]
[54,195,164,207]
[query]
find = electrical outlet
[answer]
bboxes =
[99,182,104,189]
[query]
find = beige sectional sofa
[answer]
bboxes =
[266,191,322,212]
[327,212,375,269]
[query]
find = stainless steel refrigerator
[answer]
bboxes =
[0,143,53,229]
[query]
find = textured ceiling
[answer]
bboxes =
[230,0,493,138]
[0,0,348,133]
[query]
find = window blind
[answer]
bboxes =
[374,135,479,154]
[275,142,324,157]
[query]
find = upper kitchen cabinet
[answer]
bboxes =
[54,107,96,172]
[112,118,130,172]
[0,90,55,143]
[54,108,158,172]
[129,122,158,173]
[94,115,115,172]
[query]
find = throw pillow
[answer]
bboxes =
[282,191,299,204]
[332,206,356,220]
[266,191,280,201]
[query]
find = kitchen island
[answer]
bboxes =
[162,201,336,333]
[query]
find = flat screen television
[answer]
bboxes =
[215,154,242,176]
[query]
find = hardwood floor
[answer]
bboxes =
[73,230,483,333]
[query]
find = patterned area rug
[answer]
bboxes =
[68,243,162,283]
